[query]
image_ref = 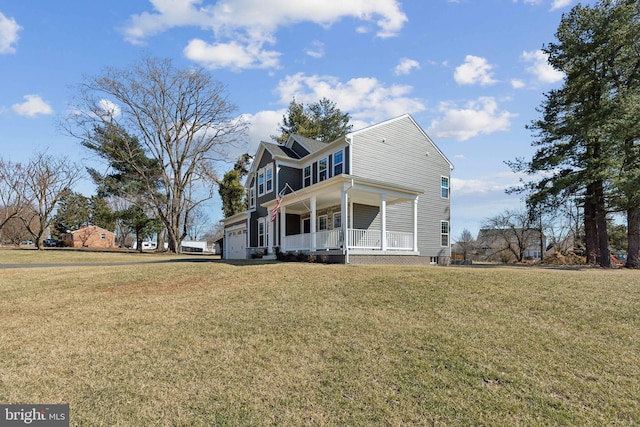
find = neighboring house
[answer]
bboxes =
[477,228,546,262]
[60,225,116,249]
[221,114,454,264]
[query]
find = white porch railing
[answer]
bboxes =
[349,229,381,249]
[283,233,311,251]
[282,229,413,251]
[386,231,414,250]
[317,229,343,249]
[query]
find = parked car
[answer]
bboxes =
[43,239,59,247]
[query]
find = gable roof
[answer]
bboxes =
[262,141,301,160]
[347,114,454,171]
[287,134,333,154]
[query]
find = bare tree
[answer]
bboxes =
[454,228,476,262]
[19,152,82,249]
[480,208,542,263]
[66,56,247,253]
[185,204,209,240]
[0,159,28,242]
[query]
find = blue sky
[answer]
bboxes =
[0,0,592,238]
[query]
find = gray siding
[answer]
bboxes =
[353,203,380,230]
[350,116,451,258]
[278,165,301,193]
[255,150,275,206]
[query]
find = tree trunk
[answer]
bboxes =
[594,181,611,268]
[626,205,640,268]
[584,188,599,265]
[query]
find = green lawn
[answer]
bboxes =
[1,254,638,425]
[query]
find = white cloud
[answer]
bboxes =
[0,12,22,54]
[521,50,564,83]
[510,79,525,89]
[184,38,281,70]
[305,41,325,59]
[429,97,516,141]
[550,0,572,11]
[238,109,286,156]
[512,0,574,9]
[451,174,522,206]
[454,55,497,86]
[12,95,53,117]
[275,72,426,123]
[123,0,407,70]
[394,58,421,76]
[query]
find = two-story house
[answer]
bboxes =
[221,114,454,264]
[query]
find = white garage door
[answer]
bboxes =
[226,227,247,259]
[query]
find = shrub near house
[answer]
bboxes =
[59,225,116,249]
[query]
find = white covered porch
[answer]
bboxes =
[263,175,422,258]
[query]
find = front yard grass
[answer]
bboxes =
[0,256,638,425]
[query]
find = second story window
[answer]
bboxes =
[266,166,273,193]
[303,165,311,187]
[319,157,328,182]
[257,164,274,196]
[249,188,255,209]
[258,172,265,195]
[441,176,449,199]
[333,150,343,175]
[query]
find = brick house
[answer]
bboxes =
[60,225,117,249]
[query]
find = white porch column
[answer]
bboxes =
[267,212,274,255]
[280,205,287,252]
[381,193,387,251]
[341,184,349,251]
[310,195,317,251]
[413,197,419,252]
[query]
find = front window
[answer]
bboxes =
[318,157,328,182]
[333,150,343,175]
[441,176,449,199]
[441,220,449,247]
[258,220,265,247]
[303,165,311,187]
[100,234,106,240]
[333,212,342,229]
[318,215,328,231]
